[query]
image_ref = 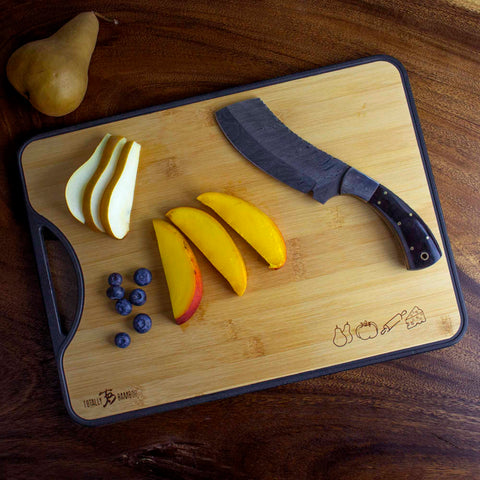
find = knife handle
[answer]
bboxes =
[368,184,442,269]
[340,169,442,270]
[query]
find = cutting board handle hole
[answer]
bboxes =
[30,211,84,358]
[42,229,80,336]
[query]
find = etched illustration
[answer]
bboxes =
[332,306,427,348]
[405,306,426,329]
[333,325,348,347]
[355,321,378,340]
[342,322,353,344]
[333,322,354,347]
[381,310,408,335]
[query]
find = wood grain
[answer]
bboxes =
[0,0,479,478]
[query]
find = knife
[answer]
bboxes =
[215,98,441,270]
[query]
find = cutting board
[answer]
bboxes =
[19,56,466,425]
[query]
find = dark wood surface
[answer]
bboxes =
[1,1,479,478]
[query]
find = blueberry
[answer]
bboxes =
[134,268,152,286]
[106,285,124,300]
[115,298,132,316]
[129,288,147,306]
[133,314,152,334]
[115,332,131,348]
[108,273,123,286]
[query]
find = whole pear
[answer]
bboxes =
[6,12,99,116]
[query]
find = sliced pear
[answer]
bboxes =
[197,192,287,269]
[99,141,141,239]
[153,219,203,324]
[65,133,112,223]
[82,136,126,232]
[166,207,247,296]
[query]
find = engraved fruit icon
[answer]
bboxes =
[333,325,348,347]
[342,322,353,343]
[355,321,378,340]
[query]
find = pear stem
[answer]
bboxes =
[94,12,119,25]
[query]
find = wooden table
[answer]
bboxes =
[1,1,479,478]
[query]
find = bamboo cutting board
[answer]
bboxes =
[19,56,466,425]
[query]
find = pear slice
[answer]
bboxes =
[65,133,112,223]
[82,136,126,232]
[166,207,247,296]
[197,192,287,269]
[100,141,141,239]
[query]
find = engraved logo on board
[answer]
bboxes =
[81,387,143,409]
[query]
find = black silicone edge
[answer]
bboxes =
[17,54,468,427]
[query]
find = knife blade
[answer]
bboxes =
[215,98,442,270]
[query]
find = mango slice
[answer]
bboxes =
[166,207,247,296]
[197,192,286,269]
[153,219,203,324]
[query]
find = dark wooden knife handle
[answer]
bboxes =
[367,184,442,269]
[340,168,442,269]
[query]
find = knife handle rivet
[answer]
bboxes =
[383,191,388,195]
[377,201,382,205]
[420,252,430,261]
[409,213,413,217]
[426,235,430,240]
[397,221,402,226]
[410,246,415,251]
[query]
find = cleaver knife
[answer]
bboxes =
[215,98,441,270]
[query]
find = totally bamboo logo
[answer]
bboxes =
[81,387,143,409]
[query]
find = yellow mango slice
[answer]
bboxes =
[166,207,247,296]
[152,219,202,324]
[197,192,286,269]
